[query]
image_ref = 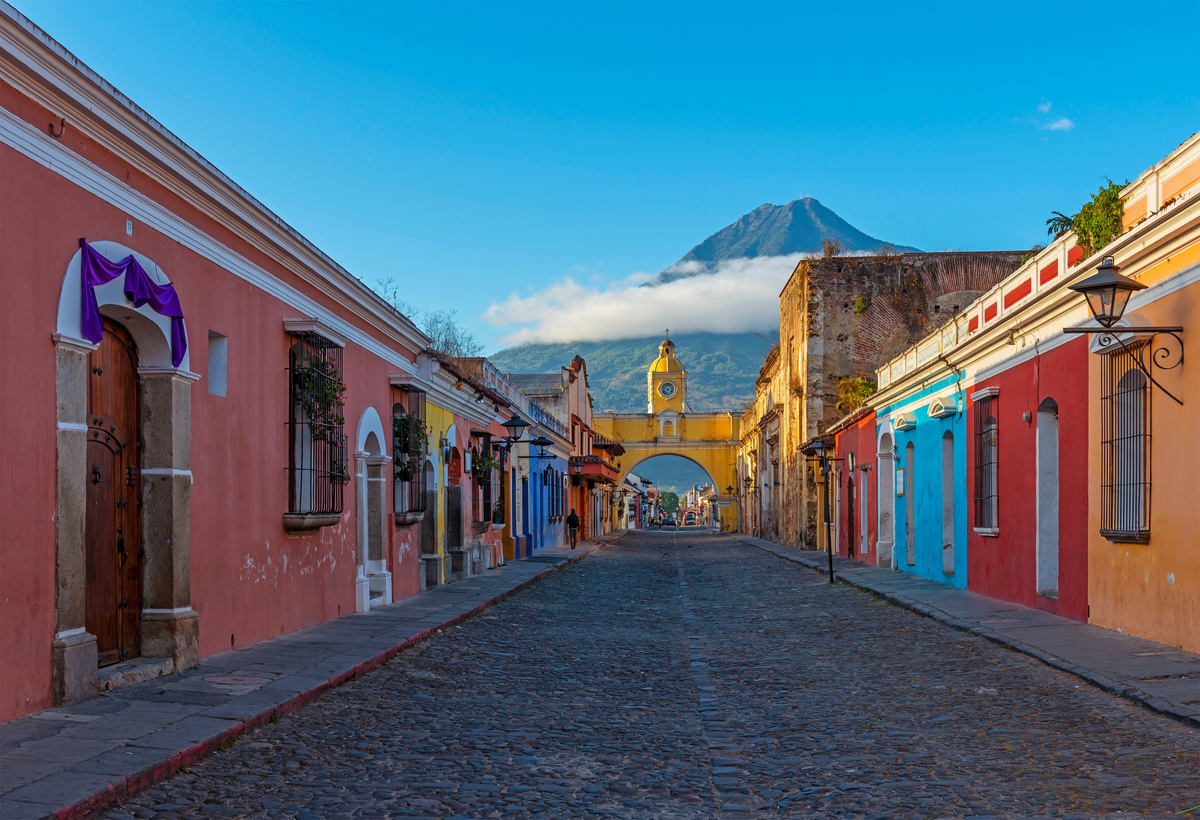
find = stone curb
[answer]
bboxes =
[43,537,618,820]
[734,536,1200,732]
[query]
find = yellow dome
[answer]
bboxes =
[650,338,684,373]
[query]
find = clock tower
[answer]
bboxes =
[648,334,687,415]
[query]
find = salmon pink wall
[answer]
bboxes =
[966,338,1089,622]
[0,141,59,721]
[834,413,879,565]
[1,80,423,719]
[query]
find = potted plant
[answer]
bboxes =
[295,356,346,443]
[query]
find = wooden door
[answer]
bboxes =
[86,318,142,666]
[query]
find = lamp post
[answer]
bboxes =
[1062,256,1185,405]
[806,437,837,584]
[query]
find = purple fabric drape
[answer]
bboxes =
[78,238,188,367]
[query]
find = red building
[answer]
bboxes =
[964,338,1091,621]
[829,409,881,566]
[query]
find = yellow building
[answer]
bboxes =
[594,336,741,530]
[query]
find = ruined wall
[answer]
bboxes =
[746,251,1023,548]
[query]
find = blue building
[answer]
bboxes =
[874,372,969,588]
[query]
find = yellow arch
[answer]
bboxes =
[593,412,741,532]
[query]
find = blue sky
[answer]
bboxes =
[14,1,1199,351]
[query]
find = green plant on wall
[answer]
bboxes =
[1046,180,1126,259]
[853,295,870,315]
[473,452,501,476]
[835,377,877,413]
[393,412,429,481]
[296,357,346,442]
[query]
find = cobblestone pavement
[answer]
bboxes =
[103,534,1200,819]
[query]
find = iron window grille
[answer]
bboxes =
[288,333,347,515]
[973,395,999,529]
[471,434,495,524]
[1101,343,1151,542]
[392,387,428,515]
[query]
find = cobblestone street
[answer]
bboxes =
[106,534,1200,819]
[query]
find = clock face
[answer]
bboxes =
[658,380,677,398]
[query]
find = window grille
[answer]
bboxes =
[392,388,428,515]
[471,434,495,524]
[1101,344,1150,542]
[973,395,998,529]
[288,333,347,515]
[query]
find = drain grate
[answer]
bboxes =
[523,555,567,564]
[1138,674,1192,681]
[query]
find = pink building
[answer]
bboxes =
[0,10,484,720]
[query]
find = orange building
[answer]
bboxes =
[1078,135,1200,652]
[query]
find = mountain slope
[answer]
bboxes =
[647,197,918,285]
[488,332,771,414]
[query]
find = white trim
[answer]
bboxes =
[141,468,193,483]
[54,627,87,640]
[283,318,347,348]
[57,421,87,431]
[51,333,97,353]
[927,396,958,419]
[892,412,917,431]
[0,106,420,374]
[354,407,387,456]
[138,366,202,382]
[141,607,197,615]
[971,386,1000,402]
[974,527,1000,538]
[0,10,429,355]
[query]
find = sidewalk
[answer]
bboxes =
[736,535,1200,729]
[0,535,621,820]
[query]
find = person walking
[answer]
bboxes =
[566,508,580,549]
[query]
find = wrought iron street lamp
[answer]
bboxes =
[1069,256,1145,328]
[1063,256,1185,405]
[518,435,554,461]
[502,412,530,441]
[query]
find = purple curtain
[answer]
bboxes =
[78,238,188,367]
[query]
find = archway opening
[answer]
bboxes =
[877,432,895,568]
[625,454,720,529]
[354,409,389,611]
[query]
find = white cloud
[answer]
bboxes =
[1037,100,1052,114]
[1040,117,1075,132]
[483,255,807,346]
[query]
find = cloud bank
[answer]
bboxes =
[484,254,806,346]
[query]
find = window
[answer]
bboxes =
[288,332,347,516]
[973,392,999,531]
[207,331,227,397]
[392,387,428,517]
[1101,347,1150,542]
[469,434,497,524]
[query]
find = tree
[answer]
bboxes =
[374,278,484,358]
[836,377,876,413]
[661,491,681,515]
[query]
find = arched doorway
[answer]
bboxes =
[355,409,390,611]
[54,241,198,704]
[941,431,956,576]
[418,459,439,589]
[87,318,143,666]
[905,441,916,567]
[1036,398,1060,597]
[877,432,895,568]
